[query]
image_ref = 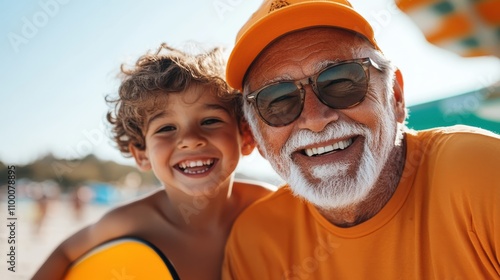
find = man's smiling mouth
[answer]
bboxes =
[303,138,353,157]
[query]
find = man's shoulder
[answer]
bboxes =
[409,125,499,161]
[232,186,305,226]
[232,178,276,205]
[243,185,299,209]
[413,125,499,143]
[409,125,500,195]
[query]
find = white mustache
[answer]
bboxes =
[282,121,369,156]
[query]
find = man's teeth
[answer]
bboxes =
[304,139,353,157]
[178,159,214,169]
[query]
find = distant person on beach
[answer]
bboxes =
[31,185,49,236]
[30,182,60,236]
[33,43,273,280]
[70,185,93,221]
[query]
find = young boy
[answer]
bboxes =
[33,43,274,280]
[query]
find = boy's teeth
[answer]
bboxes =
[304,139,353,157]
[179,159,214,169]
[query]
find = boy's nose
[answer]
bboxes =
[177,131,207,149]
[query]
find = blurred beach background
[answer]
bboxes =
[1,0,499,279]
[0,195,112,280]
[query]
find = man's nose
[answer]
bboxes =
[296,85,340,132]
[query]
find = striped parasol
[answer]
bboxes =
[396,0,500,57]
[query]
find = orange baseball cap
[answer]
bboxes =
[227,0,380,90]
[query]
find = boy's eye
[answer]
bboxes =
[202,118,222,125]
[156,125,176,133]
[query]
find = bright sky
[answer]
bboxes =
[1,0,499,181]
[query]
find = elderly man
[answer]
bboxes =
[222,0,500,279]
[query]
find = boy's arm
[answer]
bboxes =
[32,206,133,280]
[32,225,94,279]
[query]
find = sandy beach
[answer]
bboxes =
[0,199,112,280]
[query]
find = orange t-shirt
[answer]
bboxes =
[223,126,500,279]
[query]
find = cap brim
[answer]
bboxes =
[227,2,376,90]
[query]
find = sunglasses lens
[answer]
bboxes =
[316,63,368,108]
[256,82,302,126]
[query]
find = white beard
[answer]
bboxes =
[245,104,402,209]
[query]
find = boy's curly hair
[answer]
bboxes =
[106,43,242,157]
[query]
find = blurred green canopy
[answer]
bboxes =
[407,85,500,134]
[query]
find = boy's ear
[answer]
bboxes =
[393,69,406,123]
[129,143,151,171]
[239,120,256,156]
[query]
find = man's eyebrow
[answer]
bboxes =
[266,74,294,83]
[247,59,345,92]
[249,74,294,92]
[313,59,339,73]
[253,61,339,88]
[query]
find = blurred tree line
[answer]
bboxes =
[0,154,158,191]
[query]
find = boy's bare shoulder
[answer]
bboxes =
[97,188,165,226]
[69,189,165,251]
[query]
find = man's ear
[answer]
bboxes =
[239,120,256,156]
[393,69,406,123]
[129,143,151,171]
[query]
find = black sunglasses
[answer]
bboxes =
[246,57,382,127]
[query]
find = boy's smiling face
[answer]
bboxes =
[130,84,253,196]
